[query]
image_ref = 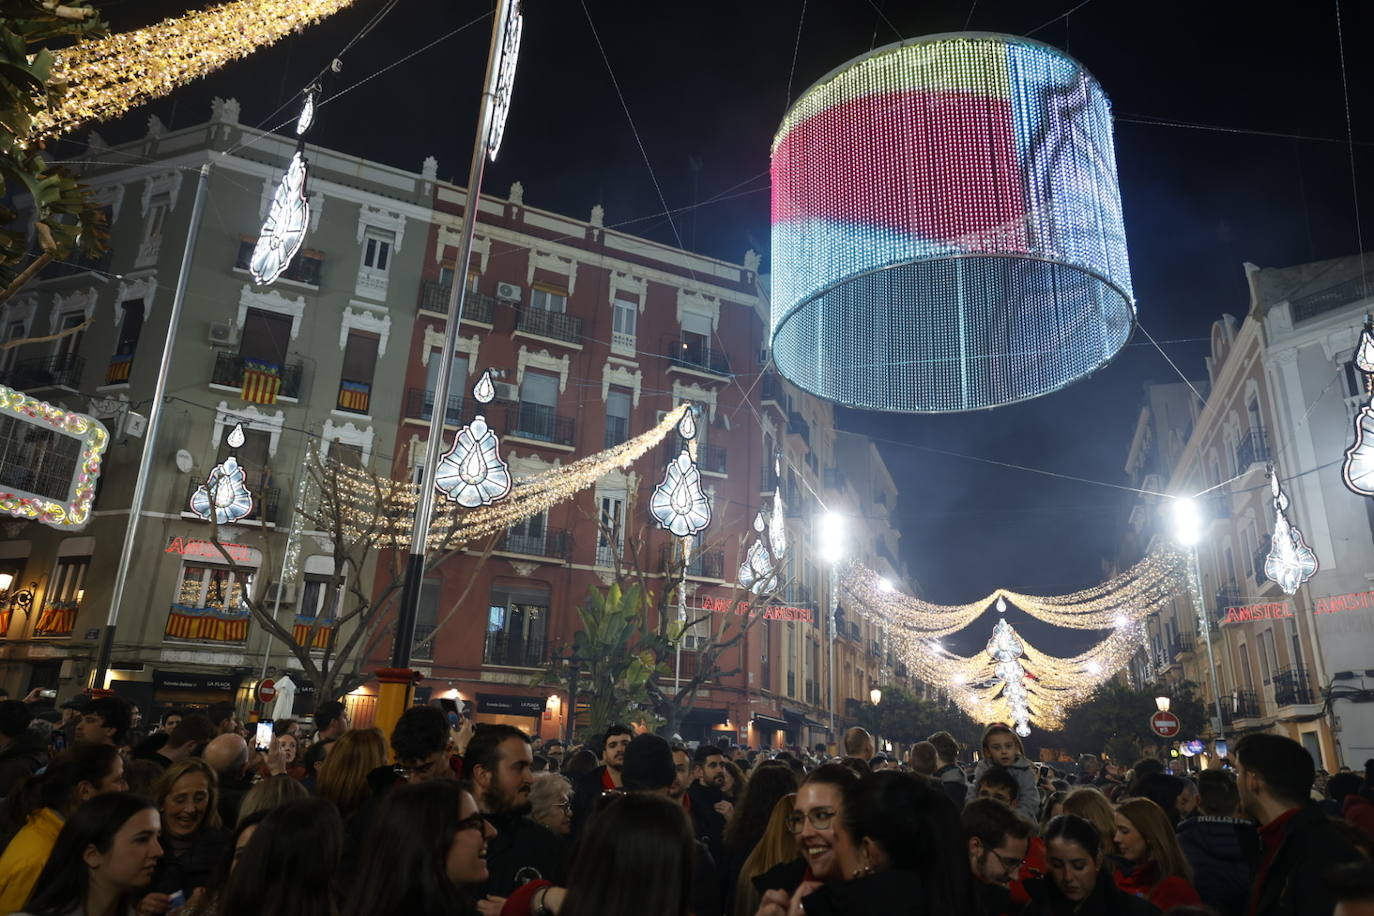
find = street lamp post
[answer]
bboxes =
[819,512,846,742]
[1171,497,1227,748]
[564,649,581,747]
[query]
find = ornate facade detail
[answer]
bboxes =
[434,224,490,273]
[236,285,306,339]
[91,183,126,225]
[321,419,375,465]
[420,328,479,367]
[601,362,642,407]
[509,560,538,577]
[114,270,156,320]
[340,305,392,356]
[49,287,99,331]
[527,248,578,294]
[213,401,285,458]
[672,380,718,421]
[517,346,570,392]
[140,169,183,216]
[677,288,719,331]
[355,204,407,252]
[509,181,524,206]
[210,96,241,124]
[609,271,647,312]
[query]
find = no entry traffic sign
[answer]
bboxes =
[1150,710,1181,738]
[257,678,277,704]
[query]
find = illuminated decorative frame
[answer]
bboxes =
[770,32,1135,412]
[0,385,110,530]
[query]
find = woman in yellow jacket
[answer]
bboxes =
[0,743,127,911]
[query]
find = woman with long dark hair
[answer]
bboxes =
[15,793,161,916]
[216,798,342,916]
[722,763,799,909]
[558,792,695,916]
[1021,815,1160,915]
[0,743,127,912]
[344,780,494,916]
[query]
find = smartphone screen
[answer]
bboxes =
[255,720,273,751]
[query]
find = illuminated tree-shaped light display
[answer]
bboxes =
[434,371,513,509]
[1264,466,1318,595]
[189,423,254,525]
[650,410,712,538]
[987,619,1032,738]
[770,34,1134,413]
[739,461,787,595]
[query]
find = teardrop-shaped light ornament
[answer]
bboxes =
[996,595,1007,614]
[677,407,697,441]
[250,152,310,286]
[295,88,316,136]
[650,450,712,537]
[226,423,246,449]
[434,414,513,508]
[1264,467,1318,595]
[473,370,496,405]
[189,456,254,525]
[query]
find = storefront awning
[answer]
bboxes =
[752,714,788,730]
[682,706,729,726]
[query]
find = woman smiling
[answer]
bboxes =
[143,758,230,911]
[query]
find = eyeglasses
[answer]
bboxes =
[455,814,489,834]
[991,851,1025,872]
[785,807,838,833]
[556,801,573,814]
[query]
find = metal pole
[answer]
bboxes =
[92,164,210,689]
[828,564,837,739]
[1190,545,1227,746]
[564,657,579,746]
[674,537,687,695]
[393,0,512,668]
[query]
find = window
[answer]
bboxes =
[0,414,82,501]
[506,511,547,555]
[107,300,144,384]
[239,309,292,367]
[0,320,23,374]
[485,585,549,667]
[300,576,342,620]
[438,266,478,292]
[216,426,273,497]
[422,352,468,424]
[530,286,567,313]
[597,493,624,565]
[1261,629,1279,685]
[1241,526,1256,580]
[53,312,85,371]
[1239,642,1255,692]
[337,331,379,415]
[175,564,252,612]
[34,555,87,636]
[680,312,712,366]
[362,229,392,272]
[414,577,440,660]
[145,195,170,242]
[612,299,637,355]
[605,387,631,447]
[516,369,560,441]
[1246,396,1263,433]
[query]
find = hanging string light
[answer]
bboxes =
[1264,465,1318,594]
[434,371,513,508]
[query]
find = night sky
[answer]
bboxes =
[71,0,1374,659]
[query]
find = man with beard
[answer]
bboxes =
[669,743,692,808]
[570,724,632,835]
[467,723,563,899]
[687,743,733,866]
[963,798,1032,916]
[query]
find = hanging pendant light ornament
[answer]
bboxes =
[434,371,513,508]
[249,151,310,286]
[226,422,246,449]
[1264,466,1318,595]
[295,87,317,136]
[987,619,1033,737]
[1345,317,1374,496]
[650,411,712,537]
[189,456,254,524]
[486,0,523,161]
[740,458,787,594]
[996,595,1007,613]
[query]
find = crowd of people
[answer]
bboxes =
[0,689,1373,915]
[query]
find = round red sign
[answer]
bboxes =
[1150,710,1181,738]
[257,679,276,704]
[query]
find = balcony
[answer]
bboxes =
[404,387,463,426]
[164,604,250,645]
[417,282,497,327]
[1169,632,1195,659]
[335,379,371,415]
[760,463,781,493]
[235,239,322,287]
[483,632,548,668]
[604,416,629,448]
[659,546,726,579]
[666,436,726,475]
[2,355,83,391]
[211,351,304,400]
[761,372,787,407]
[1231,690,1262,720]
[1215,583,1241,622]
[184,473,281,524]
[516,307,583,346]
[1253,535,1272,587]
[1273,667,1317,708]
[495,527,571,561]
[1235,427,1271,472]
[787,412,811,446]
[412,623,436,661]
[500,402,576,447]
[664,335,730,377]
[787,670,796,697]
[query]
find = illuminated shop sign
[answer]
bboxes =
[1221,590,1374,625]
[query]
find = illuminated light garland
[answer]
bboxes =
[770,33,1134,413]
[434,371,514,508]
[330,405,692,548]
[1264,466,1318,595]
[30,0,358,142]
[0,385,109,530]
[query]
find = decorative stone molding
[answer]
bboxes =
[421,156,438,181]
[507,451,562,477]
[743,249,761,273]
[210,97,241,124]
[114,270,156,322]
[602,362,642,407]
[590,204,605,228]
[517,347,570,393]
[609,271,646,312]
[672,380,717,421]
[527,249,577,294]
[420,328,479,368]
[322,419,375,465]
[237,284,306,339]
[213,401,284,457]
[3,294,38,336]
[434,225,490,273]
[509,181,524,206]
[355,204,406,252]
[140,170,183,216]
[340,305,391,356]
[677,288,719,331]
[91,183,126,225]
[509,561,538,577]
[259,177,323,232]
[145,114,166,140]
[49,287,99,331]
[595,570,615,587]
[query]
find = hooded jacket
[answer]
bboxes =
[966,755,1041,818]
[1174,815,1258,916]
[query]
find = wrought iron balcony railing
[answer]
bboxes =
[664,335,730,376]
[211,351,304,399]
[404,387,464,426]
[516,307,583,345]
[483,632,548,668]
[417,282,496,324]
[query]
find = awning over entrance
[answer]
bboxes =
[476,693,546,717]
[682,707,729,726]
[752,714,788,730]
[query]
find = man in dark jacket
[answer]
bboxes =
[1175,769,1257,916]
[569,723,632,836]
[928,730,968,808]
[466,723,563,899]
[0,701,46,798]
[686,743,732,866]
[1236,733,1364,916]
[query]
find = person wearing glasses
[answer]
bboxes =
[344,780,495,916]
[529,771,574,836]
[749,763,860,908]
[963,798,1033,916]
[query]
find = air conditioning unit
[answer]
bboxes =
[495,282,523,302]
[263,582,296,604]
[208,320,238,346]
[492,381,518,402]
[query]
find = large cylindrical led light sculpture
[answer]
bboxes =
[771,33,1134,413]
